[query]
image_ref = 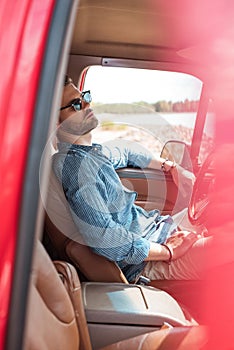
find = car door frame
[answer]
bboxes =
[1,1,78,349]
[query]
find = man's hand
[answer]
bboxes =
[146,231,200,262]
[165,231,199,260]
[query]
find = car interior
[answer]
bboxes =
[23,240,207,350]
[8,0,231,349]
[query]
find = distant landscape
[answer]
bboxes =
[92,108,214,163]
[92,99,199,113]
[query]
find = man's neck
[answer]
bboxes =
[73,132,92,145]
[57,128,93,146]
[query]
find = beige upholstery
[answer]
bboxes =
[53,260,92,350]
[24,241,79,350]
[102,325,207,350]
[45,169,128,283]
[65,239,128,283]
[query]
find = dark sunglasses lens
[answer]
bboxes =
[72,99,82,111]
[82,91,92,103]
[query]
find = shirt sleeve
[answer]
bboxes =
[102,139,153,169]
[60,154,150,265]
[68,183,150,264]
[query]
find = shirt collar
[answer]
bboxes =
[57,142,102,152]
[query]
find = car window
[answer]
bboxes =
[84,66,203,157]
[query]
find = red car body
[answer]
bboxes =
[0,0,55,347]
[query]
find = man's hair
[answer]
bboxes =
[64,75,73,86]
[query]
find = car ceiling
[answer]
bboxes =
[71,0,233,68]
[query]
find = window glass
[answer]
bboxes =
[84,66,203,157]
[199,99,215,164]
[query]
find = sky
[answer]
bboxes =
[84,66,203,104]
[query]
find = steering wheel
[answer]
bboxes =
[188,152,215,226]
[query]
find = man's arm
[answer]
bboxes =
[148,157,196,198]
[102,140,153,169]
[145,231,199,262]
[147,158,175,172]
[145,242,171,261]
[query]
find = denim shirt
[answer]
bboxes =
[52,140,177,282]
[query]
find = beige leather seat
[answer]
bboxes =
[53,259,92,350]
[24,241,79,350]
[24,241,207,350]
[102,326,207,350]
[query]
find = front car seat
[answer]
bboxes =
[23,241,79,350]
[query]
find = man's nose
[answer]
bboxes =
[82,100,90,109]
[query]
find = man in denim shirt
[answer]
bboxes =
[52,76,207,282]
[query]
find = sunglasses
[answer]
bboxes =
[60,90,92,111]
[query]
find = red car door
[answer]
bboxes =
[0,1,77,349]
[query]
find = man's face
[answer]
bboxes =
[59,83,98,135]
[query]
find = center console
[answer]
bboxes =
[82,282,194,349]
